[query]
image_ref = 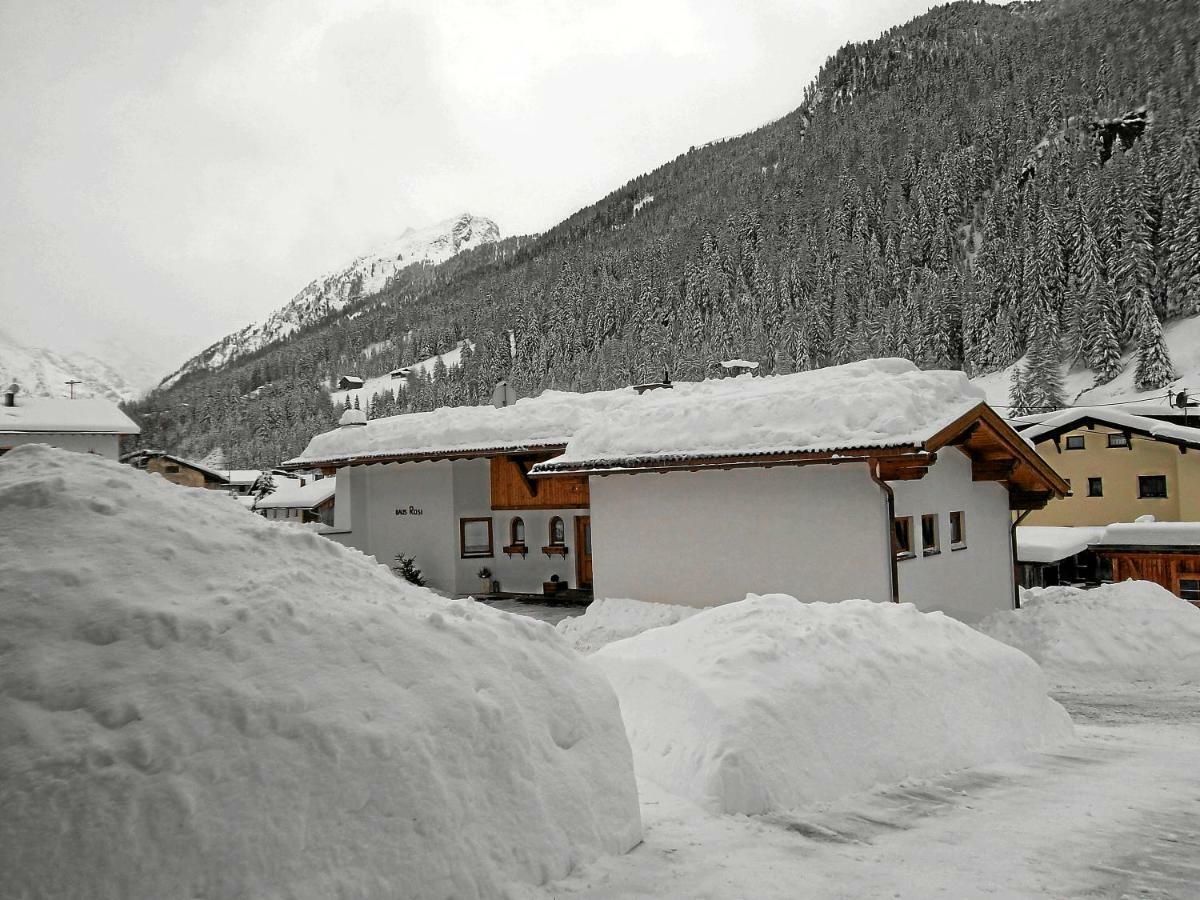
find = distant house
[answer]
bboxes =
[388,367,411,380]
[1014,408,1200,526]
[282,360,1065,622]
[254,477,337,526]
[337,375,365,390]
[0,384,140,460]
[1017,522,1200,606]
[219,470,267,496]
[123,450,230,489]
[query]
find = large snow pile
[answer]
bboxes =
[556,597,701,654]
[536,358,983,471]
[977,581,1200,688]
[0,445,640,900]
[593,594,1073,815]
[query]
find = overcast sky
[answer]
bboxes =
[1,0,960,373]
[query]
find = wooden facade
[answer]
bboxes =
[490,453,589,509]
[1097,548,1200,606]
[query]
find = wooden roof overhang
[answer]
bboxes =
[277,442,568,476]
[533,403,1068,511]
[1024,415,1200,455]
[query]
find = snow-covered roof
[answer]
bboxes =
[720,359,759,370]
[220,469,265,486]
[1094,521,1200,548]
[287,360,985,469]
[0,398,141,435]
[1020,407,1200,448]
[254,477,337,510]
[1016,526,1108,563]
[534,359,986,473]
[1017,521,1200,562]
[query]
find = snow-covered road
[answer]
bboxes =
[521,688,1200,899]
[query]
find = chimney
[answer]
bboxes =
[3,383,18,408]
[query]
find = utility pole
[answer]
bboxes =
[65,379,82,399]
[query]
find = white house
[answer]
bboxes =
[0,384,140,460]
[254,477,337,526]
[283,359,1065,620]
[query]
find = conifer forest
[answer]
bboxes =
[127,0,1200,467]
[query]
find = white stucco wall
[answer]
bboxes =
[0,433,121,459]
[891,447,1015,622]
[588,463,892,608]
[331,459,587,596]
[449,459,583,596]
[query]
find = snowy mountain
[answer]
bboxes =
[161,213,500,388]
[0,329,161,402]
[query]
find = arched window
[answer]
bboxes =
[510,516,525,546]
[549,516,565,545]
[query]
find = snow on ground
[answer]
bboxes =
[0,445,640,900]
[973,313,1200,414]
[515,688,1200,900]
[556,597,700,654]
[328,340,474,410]
[977,581,1200,689]
[592,594,1072,816]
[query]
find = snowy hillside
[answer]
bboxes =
[161,213,500,388]
[328,340,474,409]
[972,315,1200,416]
[0,329,160,402]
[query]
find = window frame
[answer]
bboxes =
[548,516,566,546]
[1106,433,1130,449]
[1179,578,1200,603]
[921,513,940,556]
[1087,477,1103,498]
[510,516,526,546]
[1064,435,1086,450]
[893,516,914,560]
[949,510,966,550]
[459,516,494,559]
[1138,474,1168,499]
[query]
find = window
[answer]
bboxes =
[1180,579,1200,603]
[893,516,914,559]
[164,464,180,473]
[921,514,940,556]
[549,516,565,545]
[949,511,966,549]
[1138,475,1168,499]
[510,517,526,546]
[1065,435,1085,450]
[1087,477,1103,497]
[460,517,494,558]
[1107,433,1130,449]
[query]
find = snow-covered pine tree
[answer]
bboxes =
[1132,290,1176,391]
[1008,361,1034,418]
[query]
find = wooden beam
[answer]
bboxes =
[513,457,539,498]
[1010,489,1053,511]
[876,461,930,481]
[972,459,1015,481]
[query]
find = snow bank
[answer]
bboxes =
[539,358,983,471]
[556,597,701,654]
[593,594,1072,815]
[0,445,640,900]
[977,581,1200,688]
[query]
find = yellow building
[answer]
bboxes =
[1018,409,1200,526]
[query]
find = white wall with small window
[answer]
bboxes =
[890,448,1013,622]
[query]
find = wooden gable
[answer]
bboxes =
[924,404,1070,511]
[491,453,589,510]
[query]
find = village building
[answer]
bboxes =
[1016,522,1200,606]
[284,360,1064,621]
[254,477,337,526]
[1014,408,1200,526]
[122,450,232,489]
[0,384,140,460]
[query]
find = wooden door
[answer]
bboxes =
[574,515,593,588]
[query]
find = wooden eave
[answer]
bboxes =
[532,445,927,477]
[1025,415,1200,453]
[923,403,1069,508]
